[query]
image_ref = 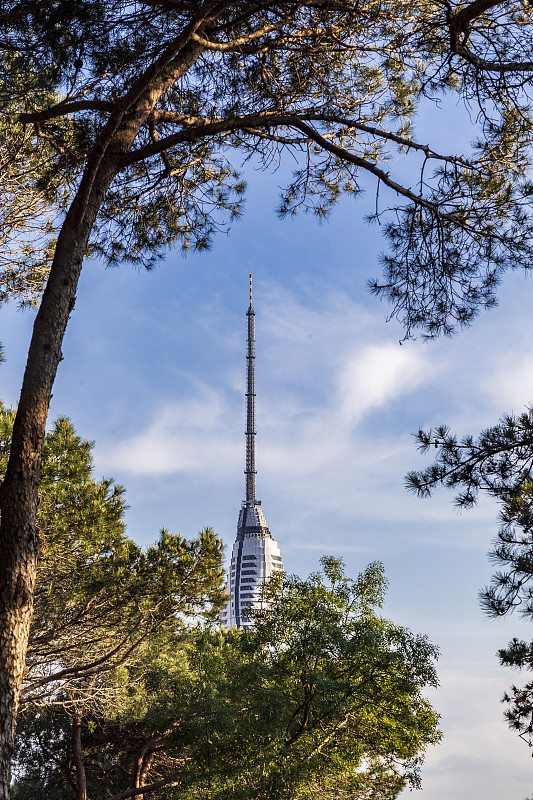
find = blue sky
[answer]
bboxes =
[3,108,533,798]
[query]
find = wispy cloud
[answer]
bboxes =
[101,283,533,541]
[102,290,460,529]
[104,386,241,477]
[338,343,432,425]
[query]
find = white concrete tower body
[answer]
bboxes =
[220,276,283,630]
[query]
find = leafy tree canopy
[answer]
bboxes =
[12,556,440,800]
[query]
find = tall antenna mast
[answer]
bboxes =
[245,273,256,505]
[219,274,282,630]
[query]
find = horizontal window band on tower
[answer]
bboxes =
[242,526,270,535]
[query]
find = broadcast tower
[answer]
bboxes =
[219,276,283,629]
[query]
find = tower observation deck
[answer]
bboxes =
[219,276,284,630]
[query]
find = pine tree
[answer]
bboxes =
[1,2,533,792]
[407,409,533,746]
[0,401,225,798]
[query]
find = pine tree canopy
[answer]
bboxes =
[406,410,533,746]
[2,1,533,335]
[0,401,226,712]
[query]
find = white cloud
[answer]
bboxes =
[339,343,432,424]
[104,387,241,477]
[99,290,482,530]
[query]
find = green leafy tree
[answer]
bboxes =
[238,557,440,798]
[0,401,225,798]
[12,558,440,800]
[0,402,225,708]
[1,2,532,792]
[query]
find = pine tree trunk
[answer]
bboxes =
[0,154,119,798]
[72,714,87,800]
[0,504,38,800]
[0,38,203,797]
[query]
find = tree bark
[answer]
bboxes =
[0,152,119,795]
[72,713,87,800]
[0,31,205,797]
[133,748,156,800]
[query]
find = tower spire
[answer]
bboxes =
[219,275,283,630]
[245,273,256,505]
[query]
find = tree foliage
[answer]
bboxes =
[12,557,440,800]
[478,482,533,749]
[3,1,533,793]
[2,1,533,334]
[406,408,533,509]
[0,401,225,715]
[0,50,66,306]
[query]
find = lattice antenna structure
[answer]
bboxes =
[245,273,257,505]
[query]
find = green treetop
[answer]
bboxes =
[0,401,226,716]
[13,554,440,800]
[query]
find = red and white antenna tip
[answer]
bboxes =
[249,273,252,306]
